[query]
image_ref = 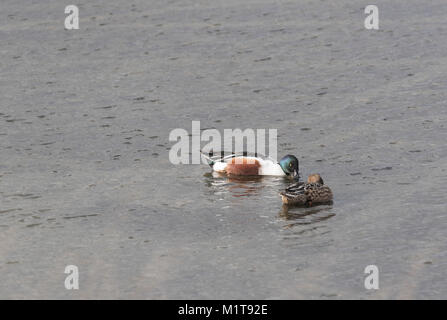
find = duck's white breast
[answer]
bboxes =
[258,159,286,176]
[212,161,227,172]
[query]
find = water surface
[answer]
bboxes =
[1,0,446,299]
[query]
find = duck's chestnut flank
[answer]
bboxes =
[225,157,261,175]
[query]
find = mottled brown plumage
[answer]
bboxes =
[280,174,333,206]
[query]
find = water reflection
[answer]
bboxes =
[203,172,286,198]
[279,204,335,227]
[279,204,335,248]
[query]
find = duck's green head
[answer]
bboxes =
[279,155,299,179]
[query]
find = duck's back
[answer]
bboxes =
[280,182,333,205]
[304,183,333,203]
[280,182,307,205]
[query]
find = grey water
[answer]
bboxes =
[1,0,446,299]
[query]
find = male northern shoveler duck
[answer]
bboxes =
[280,174,333,206]
[201,151,299,178]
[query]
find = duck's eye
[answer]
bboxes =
[289,163,293,168]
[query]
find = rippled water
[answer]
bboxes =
[1,0,446,299]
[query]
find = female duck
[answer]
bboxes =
[280,174,333,206]
[201,151,299,178]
